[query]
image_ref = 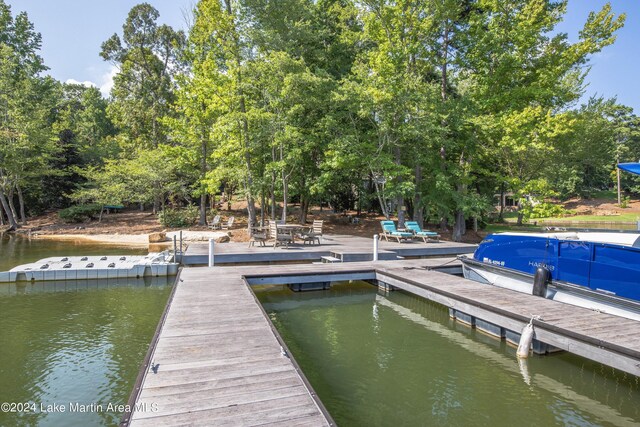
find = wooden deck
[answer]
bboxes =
[126,258,640,425]
[241,260,640,376]
[182,234,477,265]
[125,267,333,426]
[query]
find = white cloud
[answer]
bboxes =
[65,65,119,98]
[98,65,119,98]
[65,78,97,88]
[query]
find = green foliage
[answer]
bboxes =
[100,3,185,150]
[1,0,635,236]
[527,203,570,220]
[620,196,630,209]
[58,204,102,223]
[0,1,61,226]
[158,206,198,228]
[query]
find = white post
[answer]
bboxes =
[617,166,621,206]
[208,238,215,267]
[373,234,379,261]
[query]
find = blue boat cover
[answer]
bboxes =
[617,163,640,175]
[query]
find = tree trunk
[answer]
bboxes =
[499,182,505,221]
[0,187,18,230]
[7,186,18,223]
[198,138,208,226]
[16,184,26,225]
[299,196,310,224]
[372,176,390,219]
[413,164,424,227]
[441,26,449,101]
[394,146,405,228]
[452,209,465,242]
[260,190,265,226]
[281,180,288,223]
[225,0,256,230]
[439,23,451,233]
[199,193,207,226]
[270,189,276,221]
[298,175,308,224]
[452,152,467,242]
[397,196,405,227]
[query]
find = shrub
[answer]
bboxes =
[158,206,198,228]
[58,204,102,223]
[621,196,630,208]
[527,203,568,219]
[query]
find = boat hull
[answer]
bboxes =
[461,257,640,322]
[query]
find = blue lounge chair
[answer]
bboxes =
[380,220,414,243]
[405,221,440,242]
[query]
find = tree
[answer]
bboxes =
[101,3,185,150]
[98,3,185,214]
[0,2,57,229]
[189,0,260,228]
[463,0,625,227]
[44,83,117,209]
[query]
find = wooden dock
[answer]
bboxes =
[124,267,334,426]
[125,257,640,425]
[182,234,477,265]
[243,260,640,377]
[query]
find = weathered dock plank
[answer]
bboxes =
[127,256,640,426]
[125,268,333,427]
[182,233,476,265]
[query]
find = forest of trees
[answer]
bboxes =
[1,0,639,240]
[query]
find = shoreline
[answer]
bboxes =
[27,230,231,247]
[32,234,151,246]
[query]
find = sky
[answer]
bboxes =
[15,0,640,113]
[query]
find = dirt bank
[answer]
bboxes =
[4,206,485,244]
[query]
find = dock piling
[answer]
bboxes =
[373,234,379,261]
[208,238,215,267]
[173,236,177,262]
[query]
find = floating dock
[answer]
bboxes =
[182,234,477,265]
[125,257,640,425]
[0,253,178,282]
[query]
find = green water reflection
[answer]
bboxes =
[0,235,171,426]
[256,282,640,427]
[0,233,147,272]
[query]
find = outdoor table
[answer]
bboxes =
[277,224,312,243]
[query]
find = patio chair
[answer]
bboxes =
[380,220,414,243]
[299,220,323,245]
[209,214,221,230]
[269,220,294,249]
[221,216,235,230]
[248,226,268,247]
[405,221,441,242]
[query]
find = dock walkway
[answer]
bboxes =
[125,267,333,426]
[126,258,640,425]
[182,234,476,265]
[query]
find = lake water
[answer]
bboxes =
[257,282,640,427]
[0,234,148,272]
[0,234,172,426]
[537,221,639,231]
